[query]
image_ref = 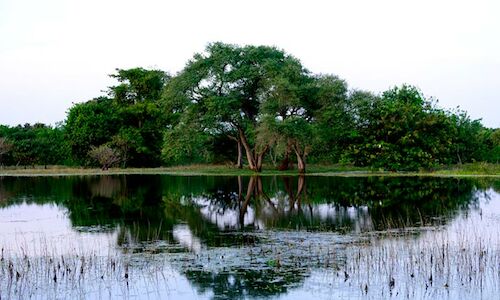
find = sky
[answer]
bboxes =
[0,0,499,128]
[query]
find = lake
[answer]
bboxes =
[0,175,499,299]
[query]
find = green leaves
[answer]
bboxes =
[0,124,70,166]
[65,68,169,167]
[2,44,495,171]
[109,68,169,103]
[344,85,459,170]
[160,42,311,169]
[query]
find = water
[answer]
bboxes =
[0,175,499,299]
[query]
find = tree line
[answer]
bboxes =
[0,42,499,171]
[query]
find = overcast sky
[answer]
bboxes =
[0,0,499,127]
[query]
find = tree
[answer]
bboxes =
[311,75,353,162]
[0,137,13,167]
[0,123,70,167]
[488,128,500,163]
[109,68,169,166]
[257,64,314,173]
[109,68,169,104]
[162,121,214,165]
[110,128,142,168]
[65,97,121,165]
[65,68,169,167]
[258,116,313,173]
[88,145,121,170]
[162,42,309,171]
[449,111,488,164]
[345,85,455,170]
[258,72,353,173]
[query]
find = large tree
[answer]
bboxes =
[258,73,354,173]
[257,63,314,173]
[162,42,309,171]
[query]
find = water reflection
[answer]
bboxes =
[0,175,491,244]
[0,175,498,299]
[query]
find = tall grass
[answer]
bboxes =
[331,214,500,299]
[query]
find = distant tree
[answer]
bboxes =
[109,68,169,104]
[258,73,354,173]
[65,97,121,165]
[109,68,169,166]
[449,111,487,164]
[489,129,500,163]
[88,145,121,170]
[0,123,70,167]
[162,122,214,165]
[312,75,354,162]
[345,85,455,170]
[0,137,13,167]
[258,116,313,173]
[116,100,165,166]
[65,67,169,167]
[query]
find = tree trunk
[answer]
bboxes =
[255,146,268,172]
[229,135,243,169]
[239,128,257,171]
[293,146,306,174]
[277,146,293,171]
[236,139,243,168]
[456,146,462,165]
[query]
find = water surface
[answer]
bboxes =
[0,175,498,299]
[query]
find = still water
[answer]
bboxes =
[0,175,499,299]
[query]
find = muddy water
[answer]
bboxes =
[0,175,499,299]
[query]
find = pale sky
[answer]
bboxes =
[0,0,499,128]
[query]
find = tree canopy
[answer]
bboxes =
[65,68,169,167]
[0,43,497,171]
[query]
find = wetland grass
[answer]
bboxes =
[335,224,500,298]
[0,242,174,299]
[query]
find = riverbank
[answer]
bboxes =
[0,163,499,177]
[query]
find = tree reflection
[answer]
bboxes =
[0,175,497,299]
[0,175,493,237]
[185,268,308,299]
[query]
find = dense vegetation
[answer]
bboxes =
[0,43,498,171]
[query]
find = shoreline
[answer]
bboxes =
[1,164,499,177]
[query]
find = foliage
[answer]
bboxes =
[88,144,122,170]
[162,42,311,171]
[1,43,498,171]
[0,137,13,166]
[344,85,457,170]
[0,123,70,166]
[65,68,169,167]
[308,75,353,162]
[449,112,498,164]
[162,122,213,165]
[65,97,121,165]
[109,68,169,104]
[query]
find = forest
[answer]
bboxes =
[0,43,499,172]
